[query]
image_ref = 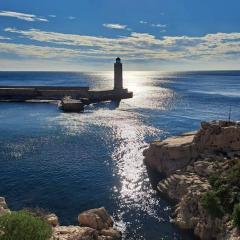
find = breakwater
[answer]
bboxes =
[0,86,133,102]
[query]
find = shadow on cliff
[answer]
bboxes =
[146,165,165,190]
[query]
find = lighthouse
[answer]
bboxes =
[114,57,123,91]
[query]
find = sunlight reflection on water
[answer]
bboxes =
[51,106,166,239]
[49,71,175,239]
[1,70,233,239]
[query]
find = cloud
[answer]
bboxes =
[48,15,56,18]
[0,10,48,22]
[68,16,76,20]
[103,23,127,30]
[0,36,10,40]
[0,42,89,59]
[3,28,240,63]
[151,23,167,28]
[140,21,167,31]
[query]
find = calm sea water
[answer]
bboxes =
[0,71,240,240]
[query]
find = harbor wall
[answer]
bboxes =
[0,86,133,102]
[0,86,89,100]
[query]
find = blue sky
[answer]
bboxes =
[0,0,240,70]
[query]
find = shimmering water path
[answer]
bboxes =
[0,71,240,239]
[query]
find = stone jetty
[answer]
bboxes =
[0,58,133,112]
[144,120,240,239]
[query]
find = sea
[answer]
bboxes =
[0,71,240,240]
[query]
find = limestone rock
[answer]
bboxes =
[53,226,98,240]
[147,120,240,239]
[144,132,197,175]
[0,197,10,216]
[194,121,240,152]
[0,197,7,209]
[144,121,240,176]
[161,174,226,239]
[0,198,121,240]
[193,161,217,177]
[46,213,59,227]
[158,172,210,201]
[78,207,113,230]
[100,228,121,240]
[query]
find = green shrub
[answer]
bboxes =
[207,160,240,216]
[0,210,52,240]
[201,191,224,218]
[233,203,240,229]
[209,174,221,188]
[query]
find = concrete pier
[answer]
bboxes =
[0,86,132,102]
[0,58,133,112]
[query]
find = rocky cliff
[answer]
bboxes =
[144,120,240,240]
[144,120,240,176]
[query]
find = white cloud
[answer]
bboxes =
[103,23,127,30]
[160,29,166,33]
[0,10,48,22]
[151,23,167,28]
[140,21,148,24]
[68,16,76,20]
[0,36,10,40]
[2,28,240,63]
[48,15,56,18]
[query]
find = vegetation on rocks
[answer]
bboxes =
[0,210,52,240]
[201,159,240,227]
[233,203,240,229]
[201,190,224,218]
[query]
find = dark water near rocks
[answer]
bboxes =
[0,71,240,240]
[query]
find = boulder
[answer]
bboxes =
[0,197,10,216]
[46,213,59,227]
[0,197,7,209]
[78,207,113,230]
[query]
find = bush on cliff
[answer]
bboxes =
[0,210,52,240]
[233,203,240,229]
[201,191,224,218]
[205,159,240,216]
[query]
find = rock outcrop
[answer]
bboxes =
[46,213,59,227]
[144,121,240,176]
[144,120,240,240]
[53,226,98,240]
[0,200,121,240]
[143,131,197,176]
[78,207,114,230]
[50,206,122,240]
[157,159,240,240]
[0,197,10,216]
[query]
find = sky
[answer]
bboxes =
[0,0,240,71]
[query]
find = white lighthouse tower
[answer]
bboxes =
[114,57,123,91]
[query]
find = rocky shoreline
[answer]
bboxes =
[0,198,121,240]
[144,120,240,239]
